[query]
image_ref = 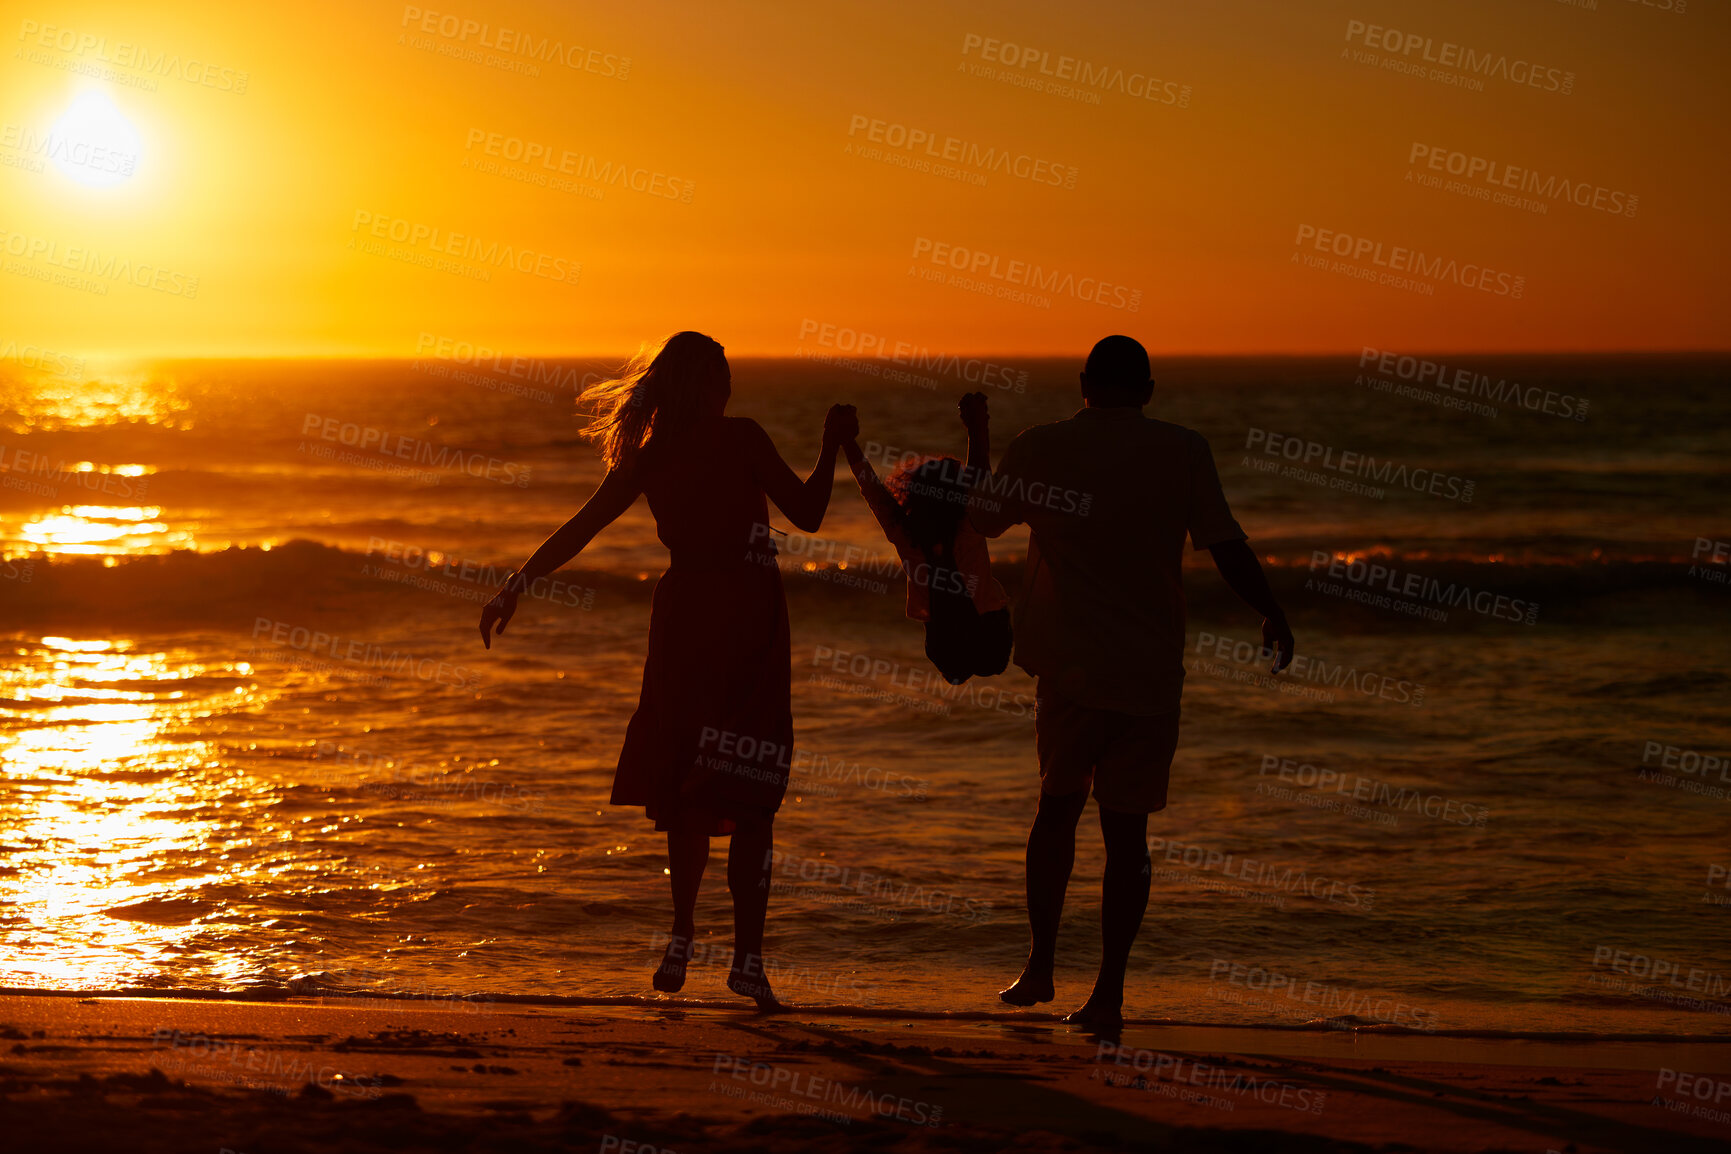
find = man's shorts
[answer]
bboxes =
[1035,684,1181,813]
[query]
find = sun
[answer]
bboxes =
[49,90,144,189]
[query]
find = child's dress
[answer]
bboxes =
[850,455,1012,684]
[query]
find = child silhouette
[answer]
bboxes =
[843,392,1010,684]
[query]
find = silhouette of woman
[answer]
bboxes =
[479,331,855,1008]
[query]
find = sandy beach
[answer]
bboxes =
[3,992,1729,1152]
[4,2,1729,1151]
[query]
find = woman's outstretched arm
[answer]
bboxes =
[479,468,641,648]
[748,404,856,533]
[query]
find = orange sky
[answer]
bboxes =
[1,0,1727,358]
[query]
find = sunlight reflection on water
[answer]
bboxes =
[0,636,259,988]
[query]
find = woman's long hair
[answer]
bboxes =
[885,456,971,554]
[579,331,728,469]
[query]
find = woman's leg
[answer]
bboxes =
[654,810,711,992]
[725,815,780,1007]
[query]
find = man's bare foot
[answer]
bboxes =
[653,931,693,993]
[999,967,1055,1006]
[727,952,782,1010]
[1062,999,1123,1034]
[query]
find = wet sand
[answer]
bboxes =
[3,992,1729,1152]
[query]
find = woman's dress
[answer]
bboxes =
[610,417,794,834]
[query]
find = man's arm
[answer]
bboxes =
[959,391,989,482]
[967,428,1024,538]
[1207,539,1295,672]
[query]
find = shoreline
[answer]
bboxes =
[5,985,1731,1046]
[3,993,1730,1152]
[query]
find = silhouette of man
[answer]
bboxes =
[968,334,1294,1031]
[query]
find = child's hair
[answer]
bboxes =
[885,456,971,552]
[579,331,729,469]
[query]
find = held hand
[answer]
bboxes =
[959,391,989,431]
[479,586,519,649]
[823,403,859,448]
[1262,614,1295,673]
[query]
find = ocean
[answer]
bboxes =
[1,352,1727,1038]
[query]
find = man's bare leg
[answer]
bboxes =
[1001,786,1090,1006]
[1063,806,1150,1030]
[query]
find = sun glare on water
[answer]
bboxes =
[0,638,266,989]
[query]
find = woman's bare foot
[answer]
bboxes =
[653,930,694,993]
[1062,998,1123,1035]
[727,951,782,1010]
[999,966,1055,1006]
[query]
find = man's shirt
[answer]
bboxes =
[969,406,1245,715]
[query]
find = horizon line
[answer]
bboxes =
[47,347,1731,364]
